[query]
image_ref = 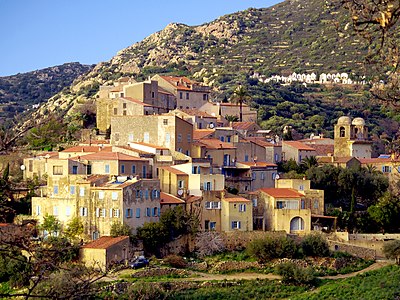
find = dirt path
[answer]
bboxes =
[103,260,392,283]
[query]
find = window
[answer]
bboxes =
[146,208,151,217]
[121,164,125,173]
[125,208,133,218]
[132,165,136,174]
[151,91,155,98]
[231,221,241,229]
[313,199,319,209]
[70,186,75,195]
[123,110,127,116]
[244,155,249,162]
[145,190,149,199]
[92,232,99,240]
[36,205,41,216]
[252,172,256,180]
[203,94,208,101]
[112,209,120,218]
[136,208,141,218]
[53,185,59,195]
[72,165,78,174]
[179,92,183,99]
[99,208,106,218]
[299,185,304,191]
[187,134,191,142]
[53,206,59,216]
[382,166,392,173]
[177,134,182,143]
[142,166,147,178]
[163,119,168,125]
[205,201,221,209]
[276,200,299,209]
[152,207,158,217]
[192,166,200,174]
[128,133,134,142]
[80,207,88,217]
[210,222,216,230]
[239,204,246,212]
[123,103,127,109]
[165,133,171,144]
[339,126,345,137]
[186,92,189,99]
[113,108,117,115]
[261,172,265,180]
[105,164,110,174]
[80,187,85,196]
[203,181,212,191]
[152,189,159,199]
[144,132,149,143]
[66,206,71,217]
[252,198,257,207]
[178,180,184,189]
[227,136,231,142]
[53,165,63,175]
[99,191,105,199]
[112,192,118,200]
[86,165,92,175]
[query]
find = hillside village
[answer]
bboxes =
[12,73,399,270]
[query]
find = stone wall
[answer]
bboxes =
[221,231,286,251]
[328,240,376,260]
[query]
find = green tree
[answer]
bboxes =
[232,84,251,122]
[300,233,330,257]
[110,221,132,237]
[39,215,61,237]
[247,235,298,262]
[299,156,319,173]
[383,239,400,264]
[64,217,84,241]
[368,192,400,233]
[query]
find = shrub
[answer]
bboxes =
[275,262,316,285]
[383,239,400,264]
[247,235,297,262]
[163,255,187,269]
[301,233,330,257]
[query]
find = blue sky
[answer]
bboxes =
[0,0,282,76]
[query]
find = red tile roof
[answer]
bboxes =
[82,236,129,249]
[219,103,249,107]
[160,192,186,204]
[193,129,215,140]
[129,142,169,150]
[179,109,216,118]
[194,138,236,150]
[359,158,394,164]
[245,137,275,147]
[231,122,260,130]
[159,76,195,91]
[73,152,147,161]
[160,166,188,176]
[62,146,112,153]
[259,188,304,198]
[224,197,251,203]
[283,141,316,151]
[308,144,334,156]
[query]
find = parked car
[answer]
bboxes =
[130,256,149,269]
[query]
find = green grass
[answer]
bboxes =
[167,279,309,300]
[292,265,400,300]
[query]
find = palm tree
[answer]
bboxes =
[232,84,250,122]
[300,156,319,172]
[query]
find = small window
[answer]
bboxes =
[70,186,75,195]
[178,180,184,188]
[186,92,189,99]
[146,207,151,217]
[231,221,241,229]
[145,190,149,199]
[113,209,120,218]
[132,165,136,174]
[163,119,168,125]
[72,165,78,174]
[239,204,246,212]
[53,185,59,195]
[152,91,155,98]
[220,136,224,142]
[80,187,85,196]
[128,133,134,142]
[36,205,41,216]
[244,155,249,162]
[152,207,158,217]
[121,164,125,174]
[99,191,105,199]
[179,92,183,99]
[105,164,110,174]
[80,207,88,217]
[123,103,127,109]
[100,208,106,218]
[113,108,118,115]
[313,199,319,209]
[177,134,182,143]
[252,172,256,180]
[112,192,118,200]
[136,208,141,218]
[187,134,191,142]
[252,198,257,207]
[53,165,63,175]
[210,221,216,230]
[65,206,71,216]
[53,206,59,216]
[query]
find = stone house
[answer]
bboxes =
[80,236,131,271]
[191,138,236,170]
[152,75,211,110]
[171,108,218,130]
[160,192,185,214]
[199,102,257,123]
[231,122,261,137]
[110,114,193,156]
[282,141,317,163]
[221,197,253,232]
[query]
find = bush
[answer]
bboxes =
[301,233,330,257]
[383,239,400,264]
[275,262,316,285]
[247,235,298,262]
[163,255,187,269]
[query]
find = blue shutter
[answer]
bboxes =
[158,208,161,217]
[136,208,140,218]
[125,209,129,218]
[389,166,392,172]
[382,166,385,173]
[231,221,235,229]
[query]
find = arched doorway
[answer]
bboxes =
[290,217,305,232]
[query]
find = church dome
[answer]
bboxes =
[337,116,352,125]
[352,117,365,126]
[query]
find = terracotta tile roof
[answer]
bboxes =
[0,223,11,227]
[129,142,169,150]
[283,141,316,151]
[224,197,251,203]
[359,158,394,164]
[79,174,109,183]
[194,138,236,150]
[231,122,260,130]
[35,152,59,158]
[160,192,186,204]
[193,129,215,140]
[259,188,304,198]
[219,103,249,107]
[79,140,110,146]
[186,195,202,203]
[159,76,195,91]
[62,146,112,153]
[335,157,359,163]
[73,152,147,161]
[82,236,129,249]
[308,144,334,156]
[160,166,188,176]
[239,161,278,168]
[179,109,216,118]
[245,137,275,147]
